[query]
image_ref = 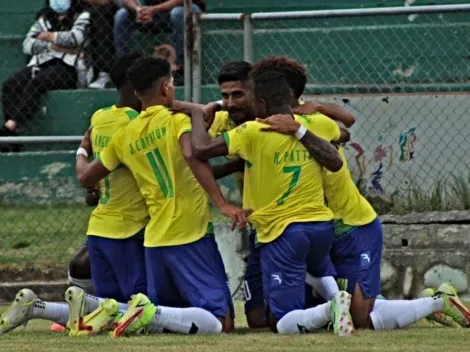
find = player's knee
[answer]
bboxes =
[246,308,267,329]
[69,245,91,279]
[221,317,234,333]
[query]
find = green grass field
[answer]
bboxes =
[0,204,227,268]
[1,302,470,352]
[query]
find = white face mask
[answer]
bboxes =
[50,0,71,14]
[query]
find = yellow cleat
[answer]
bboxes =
[113,293,156,337]
[0,289,37,334]
[437,282,470,328]
[70,299,121,336]
[419,288,461,328]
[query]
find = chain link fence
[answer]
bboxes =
[0,0,198,293]
[194,4,470,214]
[0,2,470,293]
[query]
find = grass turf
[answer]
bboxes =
[1,302,470,352]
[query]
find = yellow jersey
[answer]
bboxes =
[297,113,377,231]
[87,105,149,239]
[99,105,211,247]
[323,147,376,226]
[209,111,244,193]
[224,115,339,244]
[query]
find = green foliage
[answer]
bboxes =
[367,172,470,215]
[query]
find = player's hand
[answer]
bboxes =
[85,186,100,206]
[256,114,300,135]
[203,102,221,130]
[80,126,93,156]
[219,204,252,231]
[293,100,321,115]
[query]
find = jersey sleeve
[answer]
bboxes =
[173,113,192,139]
[223,122,256,159]
[99,128,124,172]
[304,114,341,142]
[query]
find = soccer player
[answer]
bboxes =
[0,54,150,336]
[75,56,248,336]
[253,58,470,330]
[190,70,355,335]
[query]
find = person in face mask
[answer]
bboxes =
[0,0,91,151]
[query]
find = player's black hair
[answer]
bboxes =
[251,56,307,99]
[109,53,142,89]
[217,61,253,85]
[127,56,172,96]
[253,70,292,110]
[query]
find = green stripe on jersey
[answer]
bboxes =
[125,110,139,120]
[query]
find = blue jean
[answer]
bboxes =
[114,5,202,66]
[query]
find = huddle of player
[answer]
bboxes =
[1,54,470,337]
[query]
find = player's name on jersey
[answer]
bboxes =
[273,149,313,165]
[129,127,167,155]
[94,134,111,149]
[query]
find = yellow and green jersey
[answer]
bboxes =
[297,113,377,235]
[99,105,211,247]
[87,105,149,239]
[209,111,244,193]
[223,114,340,244]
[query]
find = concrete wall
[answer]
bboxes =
[303,93,470,199]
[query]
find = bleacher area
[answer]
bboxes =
[0,0,469,152]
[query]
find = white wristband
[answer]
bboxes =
[76,147,89,159]
[295,125,307,140]
[214,100,224,108]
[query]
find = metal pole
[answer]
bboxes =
[242,14,254,64]
[192,13,202,103]
[0,136,83,143]
[201,13,244,21]
[249,4,470,20]
[183,0,193,101]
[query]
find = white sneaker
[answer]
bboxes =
[88,72,111,89]
[329,291,354,336]
[64,286,87,332]
[0,289,37,334]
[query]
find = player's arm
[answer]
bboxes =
[190,105,230,161]
[293,101,356,127]
[336,121,351,143]
[76,128,111,188]
[172,100,217,130]
[212,157,245,180]
[179,132,248,228]
[256,115,343,172]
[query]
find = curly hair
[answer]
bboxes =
[251,56,307,99]
[127,56,171,96]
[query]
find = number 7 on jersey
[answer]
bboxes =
[277,165,301,205]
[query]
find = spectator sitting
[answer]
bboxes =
[0,0,91,151]
[87,0,120,89]
[114,0,206,86]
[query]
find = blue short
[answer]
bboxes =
[331,217,383,299]
[260,221,335,320]
[87,229,147,302]
[243,231,264,313]
[145,234,234,319]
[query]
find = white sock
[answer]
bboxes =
[305,274,339,301]
[68,271,94,294]
[370,297,444,330]
[32,300,69,326]
[84,294,128,314]
[277,302,331,334]
[148,306,222,334]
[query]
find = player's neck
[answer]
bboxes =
[140,97,168,111]
[266,105,292,116]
